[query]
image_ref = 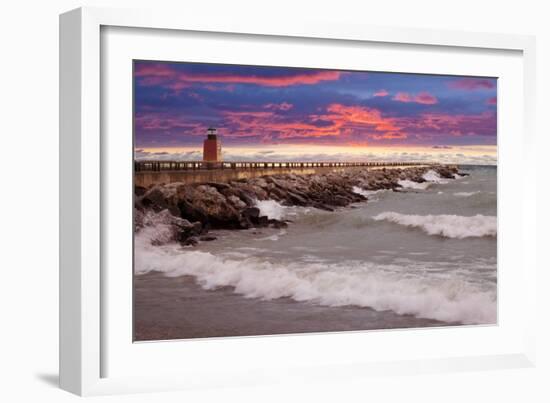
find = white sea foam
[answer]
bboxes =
[352,186,371,197]
[454,191,481,197]
[352,186,388,200]
[134,242,496,324]
[398,179,430,190]
[373,212,497,239]
[254,199,313,220]
[422,170,449,184]
[397,170,450,190]
[254,199,287,220]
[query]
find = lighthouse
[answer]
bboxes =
[203,127,222,163]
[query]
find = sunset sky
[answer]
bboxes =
[134,61,497,164]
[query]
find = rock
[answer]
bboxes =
[227,195,247,210]
[287,191,309,206]
[177,220,203,242]
[242,207,260,219]
[177,185,242,229]
[255,215,270,227]
[268,187,287,201]
[268,219,288,228]
[313,203,334,212]
[140,186,180,216]
[134,186,147,197]
[206,182,232,192]
[199,235,217,242]
[183,236,199,246]
[177,199,209,225]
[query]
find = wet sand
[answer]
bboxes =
[134,271,455,342]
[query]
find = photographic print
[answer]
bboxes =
[133,61,497,341]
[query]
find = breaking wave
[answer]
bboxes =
[352,186,388,199]
[373,212,497,239]
[398,179,430,190]
[254,199,313,220]
[397,169,451,190]
[134,242,496,324]
[255,199,287,220]
[422,170,449,184]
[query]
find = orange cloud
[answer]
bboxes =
[325,104,401,132]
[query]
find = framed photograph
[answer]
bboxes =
[60,6,537,396]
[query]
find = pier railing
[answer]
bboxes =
[134,160,436,172]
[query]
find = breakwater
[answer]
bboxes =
[134,164,462,246]
[134,160,439,187]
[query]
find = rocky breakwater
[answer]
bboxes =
[134,165,460,246]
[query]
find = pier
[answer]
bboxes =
[134,160,436,187]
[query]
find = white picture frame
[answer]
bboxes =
[59,6,537,396]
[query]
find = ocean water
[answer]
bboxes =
[135,166,497,328]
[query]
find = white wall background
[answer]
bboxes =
[0,0,547,402]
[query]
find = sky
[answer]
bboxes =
[134,61,497,164]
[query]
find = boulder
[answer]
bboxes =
[242,207,260,219]
[183,236,199,246]
[177,185,242,229]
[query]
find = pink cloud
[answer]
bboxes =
[396,111,496,137]
[393,92,438,105]
[414,92,438,105]
[393,92,412,103]
[136,63,342,88]
[486,96,497,105]
[374,89,389,97]
[449,78,496,90]
[182,71,341,87]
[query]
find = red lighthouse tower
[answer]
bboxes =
[203,127,222,164]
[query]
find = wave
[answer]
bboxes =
[134,243,496,325]
[396,170,450,191]
[254,199,287,220]
[352,187,388,201]
[422,170,449,184]
[352,186,372,197]
[372,212,497,239]
[398,179,430,190]
[254,199,314,220]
